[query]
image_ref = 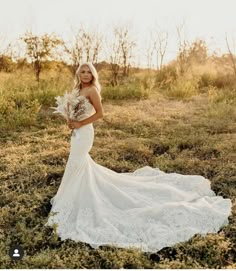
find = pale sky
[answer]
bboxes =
[0,0,235,66]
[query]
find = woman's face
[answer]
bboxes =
[79,65,93,84]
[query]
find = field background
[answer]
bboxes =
[0,56,236,268]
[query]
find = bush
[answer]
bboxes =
[155,65,178,90]
[0,99,41,130]
[207,86,236,105]
[164,77,199,100]
[199,72,236,89]
[0,72,72,130]
[101,79,149,101]
[212,73,236,89]
[0,55,15,72]
[198,73,216,90]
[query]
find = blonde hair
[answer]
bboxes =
[73,62,101,93]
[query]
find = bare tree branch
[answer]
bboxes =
[225,34,236,77]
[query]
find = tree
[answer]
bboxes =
[115,26,136,77]
[176,22,190,75]
[145,35,155,70]
[106,24,136,85]
[107,34,122,86]
[80,27,103,66]
[146,25,168,70]
[155,30,168,70]
[63,26,103,74]
[63,29,83,75]
[21,31,62,81]
[0,35,15,72]
[225,34,236,77]
[187,39,208,65]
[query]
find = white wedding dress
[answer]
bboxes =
[45,92,232,253]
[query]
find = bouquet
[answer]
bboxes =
[50,88,88,121]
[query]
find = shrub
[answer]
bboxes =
[101,79,149,101]
[198,73,216,89]
[207,86,236,105]
[0,71,72,130]
[211,73,236,89]
[0,99,41,130]
[155,65,178,89]
[164,77,199,100]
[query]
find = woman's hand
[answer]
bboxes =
[67,119,72,129]
[71,121,82,129]
[67,119,82,129]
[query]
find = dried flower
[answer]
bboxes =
[50,89,88,121]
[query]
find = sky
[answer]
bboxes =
[0,0,235,66]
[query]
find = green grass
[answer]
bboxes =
[0,69,236,268]
[101,79,150,101]
[0,69,73,131]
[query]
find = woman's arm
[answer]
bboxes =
[69,86,103,129]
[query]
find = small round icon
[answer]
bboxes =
[9,245,24,260]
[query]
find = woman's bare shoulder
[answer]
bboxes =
[88,85,101,98]
[88,85,98,93]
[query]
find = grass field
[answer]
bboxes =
[0,67,235,268]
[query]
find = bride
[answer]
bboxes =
[45,62,232,252]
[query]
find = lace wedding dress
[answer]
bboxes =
[45,91,232,253]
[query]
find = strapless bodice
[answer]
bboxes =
[71,88,95,120]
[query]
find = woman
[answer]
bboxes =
[45,62,232,252]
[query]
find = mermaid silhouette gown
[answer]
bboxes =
[45,92,232,252]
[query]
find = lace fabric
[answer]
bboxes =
[74,96,95,122]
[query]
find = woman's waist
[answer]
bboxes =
[73,123,94,133]
[77,113,93,121]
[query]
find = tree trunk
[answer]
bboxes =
[34,60,41,82]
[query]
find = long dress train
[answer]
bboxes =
[45,94,232,253]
